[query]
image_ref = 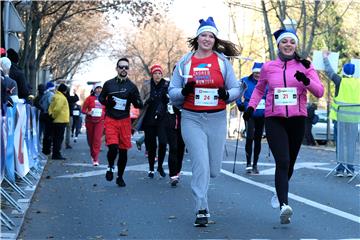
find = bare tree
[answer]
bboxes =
[116,17,188,86]
[14,0,172,93]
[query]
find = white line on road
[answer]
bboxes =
[221,169,360,224]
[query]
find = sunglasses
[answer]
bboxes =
[117,65,129,70]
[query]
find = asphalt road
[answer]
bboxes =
[13,133,360,239]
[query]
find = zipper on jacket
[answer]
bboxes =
[283,62,289,117]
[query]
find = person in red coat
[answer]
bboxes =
[82,83,105,166]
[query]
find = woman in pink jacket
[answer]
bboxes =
[243,28,324,224]
[82,83,105,166]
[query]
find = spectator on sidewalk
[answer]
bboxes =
[236,62,266,174]
[99,57,143,187]
[82,83,105,166]
[139,64,169,179]
[40,81,56,155]
[64,88,79,149]
[7,48,31,100]
[1,57,18,97]
[33,83,46,141]
[169,16,243,227]
[1,57,17,115]
[244,28,324,224]
[323,51,359,177]
[48,83,69,160]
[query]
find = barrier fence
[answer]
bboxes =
[1,100,46,232]
[326,104,360,183]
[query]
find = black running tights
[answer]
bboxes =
[107,144,128,177]
[265,116,305,208]
[245,116,265,166]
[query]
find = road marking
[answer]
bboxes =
[222,161,332,175]
[57,163,193,178]
[221,169,360,224]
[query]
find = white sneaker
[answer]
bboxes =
[280,204,293,224]
[271,193,280,209]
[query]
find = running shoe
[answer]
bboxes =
[105,167,114,181]
[346,170,354,177]
[170,176,179,187]
[148,171,154,178]
[116,177,126,187]
[157,168,166,178]
[271,192,280,209]
[252,165,259,174]
[280,204,293,224]
[335,170,344,177]
[93,161,99,166]
[194,209,210,227]
[245,164,252,174]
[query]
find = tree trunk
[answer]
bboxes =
[261,0,275,60]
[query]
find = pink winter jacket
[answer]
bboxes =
[248,58,324,118]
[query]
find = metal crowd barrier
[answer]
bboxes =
[326,104,360,183]
[1,101,46,233]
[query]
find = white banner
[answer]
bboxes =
[14,103,30,177]
[312,50,339,72]
[351,58,360,78]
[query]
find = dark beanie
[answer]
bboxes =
[7,48,19,63]
[58,83,68,93]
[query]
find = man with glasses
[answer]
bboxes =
[99,57,143,187]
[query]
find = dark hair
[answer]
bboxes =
[187,36,240,57]
[7,48,19,63]
[37,84,45,95]
[116,57,129,67]
[57,83,68,93]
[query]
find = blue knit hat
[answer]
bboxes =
[273,28,298,45]
[46,81,55,91]
[196,17,218,37]
[343,63,355,76]
[252,62,263,73]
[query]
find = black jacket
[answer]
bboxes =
[9,63,30,99]
[142,79,169,126]
[66,92,79,116]
[99,77,143,120]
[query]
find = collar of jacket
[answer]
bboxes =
[116,76,128,83]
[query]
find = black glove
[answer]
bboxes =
[131,96,143,109]
[218,87,229,101]
[107,95,116,108]
[237,104,245,112]
[181,81,196,96]
[243,107,254,121]
[294,71,310,86]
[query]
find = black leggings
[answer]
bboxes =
[144,125,167,172]
[245,117,265,166]
[107,144,128,177]
[265,116,305,208]
[166,127,185,177]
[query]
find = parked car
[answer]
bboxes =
[312,109,334,144]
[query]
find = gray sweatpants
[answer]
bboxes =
[181,109,227,212]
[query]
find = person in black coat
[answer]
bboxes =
[140,64,169,178]
[6,48,31,100]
